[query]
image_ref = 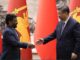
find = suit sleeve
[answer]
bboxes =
[3,31,28,48]
[73,23,80,55]
[43,30,56,44]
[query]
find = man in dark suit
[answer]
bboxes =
[1,14,35,60]
[36,6,80,60]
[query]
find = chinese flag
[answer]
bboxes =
[7,0,32,60]
[69,0,80,23]
[34,0,58,60]
[0,32,2,55]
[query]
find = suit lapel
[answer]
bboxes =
[56,18,71,39]
[56,22,62,39]
[60,17,72,38]
[61,17,75,37]
[61,20,70,36]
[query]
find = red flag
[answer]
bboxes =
[0,32,2,55]
[69,0,80,23]
[7,0,32,60]
[34,0,58,60]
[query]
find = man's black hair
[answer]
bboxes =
[5,14,17,25]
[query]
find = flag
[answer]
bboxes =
[34,0,58,60]
[0,32,2,55]
[7,0,32,60]
[0,5,3,55]
[69,0,80,23]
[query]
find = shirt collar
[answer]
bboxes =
[60,16,70,24]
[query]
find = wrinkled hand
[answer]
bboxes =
[28,43,35,49]
[36,38,44,45]
[71,52,78,60]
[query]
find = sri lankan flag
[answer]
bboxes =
[69,0,80,23]
[7,0,32,60]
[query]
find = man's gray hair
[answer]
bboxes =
[56,0,67,10]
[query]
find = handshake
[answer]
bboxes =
[22,38,45,49]
[26,43,35,49]
[25,38,44,49]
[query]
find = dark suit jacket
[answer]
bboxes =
[43,17,80,60]
[1,27,28,60]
